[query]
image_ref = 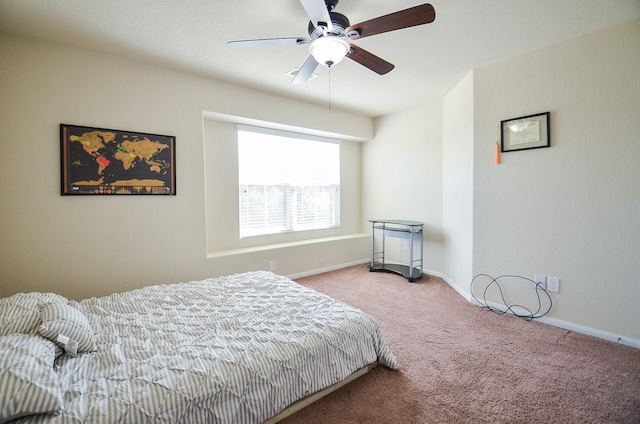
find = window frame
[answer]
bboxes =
[237,124,341,239]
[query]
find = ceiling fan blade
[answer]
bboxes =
[346,44,394,75]
[227,37,310,48]
[346,3,435,40]
[292,55,320,85]
[298,0,333,31]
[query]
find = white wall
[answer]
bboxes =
[442,72,475,287]
[2,19,638,342]
[471,19,640,341]
[0,34,373,299]
[361,103,443,273]
[361,20,640,344]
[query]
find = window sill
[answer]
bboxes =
[206,233,369,259]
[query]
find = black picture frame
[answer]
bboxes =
[501,112,550,153]
[60,124,176,195]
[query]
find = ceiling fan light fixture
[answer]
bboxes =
[309,36,350,67]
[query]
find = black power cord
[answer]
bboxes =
[470,274,552,321]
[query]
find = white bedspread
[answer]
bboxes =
[19,271,397,423]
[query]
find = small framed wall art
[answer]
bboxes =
[500,112,550,153]
[60,124,176,195]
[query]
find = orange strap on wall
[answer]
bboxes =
[495,125,501,164]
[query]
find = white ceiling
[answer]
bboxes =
[1,0,639,117]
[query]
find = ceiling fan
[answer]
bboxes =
[227,0,436,84]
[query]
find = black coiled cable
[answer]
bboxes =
[470,273,552,321]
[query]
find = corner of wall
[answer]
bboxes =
[441,71,475,291]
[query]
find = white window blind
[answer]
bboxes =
[238,125,341,238]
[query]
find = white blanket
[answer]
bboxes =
[19,271,397,423]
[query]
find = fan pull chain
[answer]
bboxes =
[328,66,332,111]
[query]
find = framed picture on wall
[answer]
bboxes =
[500,112,550,153]
[60,124,176,195]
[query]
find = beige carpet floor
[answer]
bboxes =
[279,265,640,424]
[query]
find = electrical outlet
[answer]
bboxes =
[548,277,560,293]
[534,274,546,290]
[269,260,276,271]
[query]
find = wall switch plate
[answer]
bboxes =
[548,277,560,292]
[534,274,546,289]
[403,241,410,250]
[269,260,276,271]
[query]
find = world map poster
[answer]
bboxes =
[61,124,176,195]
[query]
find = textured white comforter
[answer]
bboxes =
[20,271,397,423]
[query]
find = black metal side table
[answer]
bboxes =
[368,219,424,282]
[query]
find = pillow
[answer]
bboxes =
[0,334,64,423]
[38,303,97,354]
[0,292,69,337]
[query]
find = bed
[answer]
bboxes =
[0,271,397,423]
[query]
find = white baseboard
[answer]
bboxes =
[289,264,640,349]
[429,270,640,350]
[535,316,640,349]
[287,259,370,280]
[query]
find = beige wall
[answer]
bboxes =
[470,20,640,341]
[362,20,640,344]
[361,103,444,273]
[442,72,475,287]
[0,34,373,300]
[2,18,638,343]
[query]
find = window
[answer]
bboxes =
[238,125,340,238]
